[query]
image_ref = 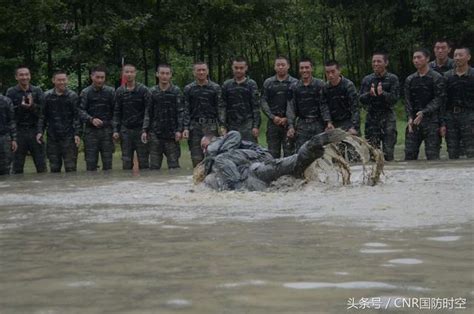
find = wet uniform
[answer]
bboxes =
[261,75,297,158]
[144,84,184,169]
[287,78,331,150]
[79,84,116,171]
[114,83,150,170]
[222,77,260,142]
[404,69,445,160]
[0,95,16,175]
[360,72,400,161]
[6,85,46,173]
[443,67,474,158]
[323,77,359,131]
[39,88,80,172]
[184,80,225,167]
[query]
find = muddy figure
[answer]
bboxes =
[195,129,347,191]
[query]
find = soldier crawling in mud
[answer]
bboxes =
[196,128,347,191]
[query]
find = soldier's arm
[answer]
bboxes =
[286,85,296,128]
[319,85,332,124]
[422,75,446,115]
[347,81,360,130]
[112,89,122,133]
[71,92,82,137]
[183,86,191,130]
[32,88,44,117]
[7,98,17,142]
[176,88,185,133]
[207,130,242,156]
[404,76,414,119]
[260,80,274,119]
[37,95,47,134]
[359,76,371,108]
[142,87,152,132]
[215,84,226,129]
[78,89,93,124]
[382,75,400,109]
[250,81,261,129]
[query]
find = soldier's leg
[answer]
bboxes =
[84,128,100,171]
[239,122,256,143]
[100,128,114,170]
[445,114,460,159]
[63,137,78,172]
[47,137,63,173]
[423,119,441,160]
[382,115,397,161]
[266,120,282,158]
[189,127,204,167]
[133,129,149,169]
[365,116,382,150]
[28,128,47,173]
[163,139,180,169]
[295,121,315,151]
[149,133,164,170]
[460,111,474,158]
[12,130,28,174]
[404,126,422,160]
[120,128,134,170]
[0,136,11,175]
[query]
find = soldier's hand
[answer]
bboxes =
[407,118,414,133]
[141,132,148,144]
[370,83,376,96]
[273,116,282,125]
[413,111,423,125]
[348,127,358,135]
[182,130,189,139]
[91,118,103,128]
[36,133,43,144]
[287,127,295,138]
[439,126,447,137]
[175,132,182,142]
[11,140,18,152]
[219,127,227,136]
[74,136,81,147]
[112,132,120,140]
[252,128,259,139]
[325,122,335,131]
[280,117,288,126]
[377,82,383,95]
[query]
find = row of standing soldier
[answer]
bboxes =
[0,41,472,175]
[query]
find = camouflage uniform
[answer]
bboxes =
[144,84,184,169]
[222,77,260,142]
[323,77,359,131]
[429,58,455,74]
[114,83,150,170]
[360,72,400,161]
[79,84,115,171]
[404,69,446,160]
[0,95,16,175]
[39,89,80,172]
[183,80,225,167]
[287,78,331,150]
[6,85,46,173]
[261,75,298,158]
[443,67,474,158]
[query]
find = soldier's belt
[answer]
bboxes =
[195,118,217,124]
[299,117,320,122]
[451,106,472,114]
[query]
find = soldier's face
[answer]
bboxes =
[15,68,31,86]
[52,74,68,92]
[157,67,172,84]
[434,42,451,60]
[123,66,136,83]
[372,55,387,74]
[193,64,208,81]
[274,59,289,76]
[413,52,428,69]
[232,61,247,80]
[325,65,340,84]
[454,49,471,68]
[299,62,312,80]
[91,71,106,87]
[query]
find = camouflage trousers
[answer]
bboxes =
[84,126,114,171]
[365,112,397,161]
[0,135,12,175]
[266,119,294,158]
[445,110,474,159]
[405,115,440,160]
[228,121,257,143]
[149,133,180,170]
[46,135,77,172]
[295,119,324,150]
[13,128,47,174]
[188,121,218,167]
[120,127,149,170]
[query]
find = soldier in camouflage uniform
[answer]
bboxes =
[261,56,297,158]
[183,62,225,167]
[142,64,185,169]
[6,66,46,174]
[442,47,474,159]
[113,64,150,170]
[0,94,17,175]
[287,58,334,150]
[37,71,81,172]
[430,40,455,74]
[222,56,260,143]
[79,66,116,171]
[404,49,446,160]
[360,53,400,161]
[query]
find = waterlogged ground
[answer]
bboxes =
[0,159,473,313]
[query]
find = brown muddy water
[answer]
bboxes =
[0,160,472,313]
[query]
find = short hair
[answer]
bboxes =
[193,61,208,69]
[52,70,68,78]
[157,63,172,72]
[299,57,313,67]
[434,39,451,47]
[232,56,247,64]
[15,65,30,75]
[372,51,389,62]
[91,66,107,75]
[455,47,471,55]
[414,48,431,59]
[122,64,136,70]
[275,55,289,63]
[324,59,340,68]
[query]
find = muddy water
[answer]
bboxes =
[0,160,473,313]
